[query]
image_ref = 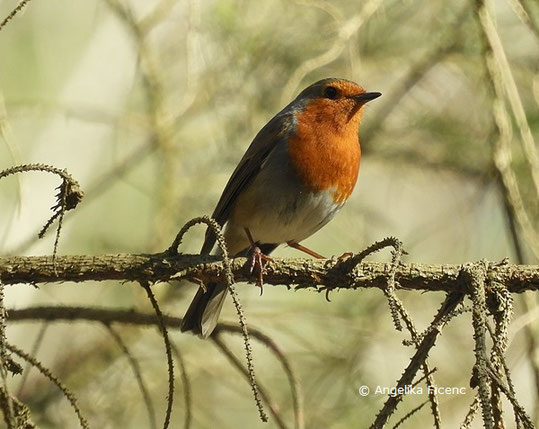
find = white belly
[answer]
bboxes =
[224,187,342,255]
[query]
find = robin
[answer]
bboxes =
[181,78,381,338]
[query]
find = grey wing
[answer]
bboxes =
[201,111,295,255]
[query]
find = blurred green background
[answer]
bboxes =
[0,0,538,427]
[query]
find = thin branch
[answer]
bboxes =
[105,324,157,429]
[487,363,535,428]
[8,306,304,428]
[7,306,302,427]
[478,0,539,197]
[214,324,305,429]
[391,399,429,429]
[168,215,268,422]
[505,0,539,39]
[474,0,539,261]
[6,342,89,428]
[464,262,494,428]
[0,0,34,33]
[370,292,465,428]
[280,0,383,104]
[16,323,48,396]
[0,280,14,429]
[8,141,154,256]
[363,3,470,144]
[0,164,84,258]
[169,343,192,429]
[105,0,178,247]
[460,395,480,428]
[212,334,289,429]
[140,281,174,429]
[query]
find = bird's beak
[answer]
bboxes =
[352,92,382,104]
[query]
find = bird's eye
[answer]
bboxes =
[323,86,338,99]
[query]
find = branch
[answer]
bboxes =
[0,253,537,293]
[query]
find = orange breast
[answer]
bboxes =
[288,99,362,203]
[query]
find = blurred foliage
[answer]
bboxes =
[0,0,538,427]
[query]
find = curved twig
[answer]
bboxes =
[216,324,304,429]
[391,399,429,429]
[6,342,89,429]
[168,215,268,422]
[140,281,174,429]
[280,0,383,104]
[16,322,48,396]
[343,237,442,427]
[0,0,34,33]
[0,164,84,258]
[370,292,465,428]
[169,343,192,429]
[212,334,289,429]
[105,324,157,429]
[7,306,304,427]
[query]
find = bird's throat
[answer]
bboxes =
[288,102,361,204]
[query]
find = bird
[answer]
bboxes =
[181,78,381,338]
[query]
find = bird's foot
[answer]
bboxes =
[248,246,274,295]
[287,241,326,259]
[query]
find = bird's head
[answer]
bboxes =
[292,78,381,130]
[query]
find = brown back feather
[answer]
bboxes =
[201,111,296,255]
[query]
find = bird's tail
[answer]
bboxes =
[180,282,228,338]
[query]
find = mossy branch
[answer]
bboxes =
[0,253,537,294]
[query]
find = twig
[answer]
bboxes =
[168,215,268,422]
[487,363,535,428]
[0,0,34,33]
[0,389,35,429]
[7,305,304,426]
[363,2,470,144]
[370,292,465,428]
[0,279,14,428]
[212,334,288,429]
[345,237,442,427]
[16,322,48,396]
[505,0,539,39]
[140,281,174,429]
[488,283,514,427]
[216,323,305,429]
[474,0,539,262]
[280,0,383,104]
[391,399,429,429]
[105,0,177,247]
[105,324,157,429]
[8,142,154,256]
[0,164,84,258]
[170,343,192,429]
[460,395,480,429]
[475,0,539,414]
[463,261,494,429]
[6,342,89,428]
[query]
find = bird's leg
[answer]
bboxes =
[337,252,354,260]
[244,228,274,294]
[287,241,326,259]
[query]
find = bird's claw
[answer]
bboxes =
[248,246,274,295]
[337,251,354,260]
